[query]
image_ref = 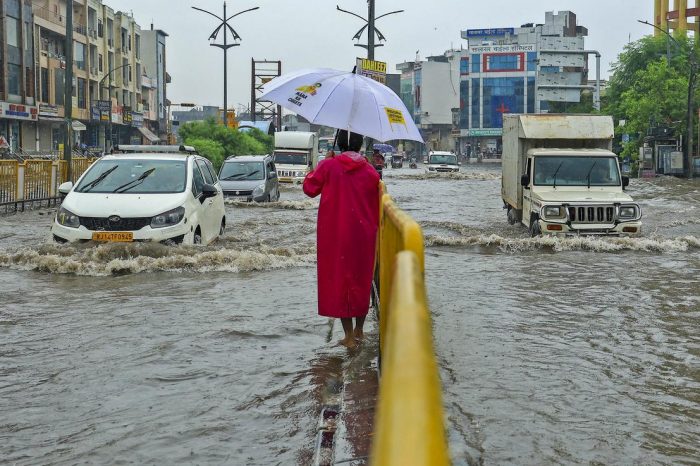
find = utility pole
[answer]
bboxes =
[337,1,403,61]
[192,2,259,126]
[99,64,129,151]
[63,0,74,181]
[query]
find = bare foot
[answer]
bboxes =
[338,337,357,349]
[353,329,364,341]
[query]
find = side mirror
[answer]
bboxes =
[520,174,530,188]
[200,183,218,202]
[58,181,73,194]
[269,171,277,178]
[622,176,630,189]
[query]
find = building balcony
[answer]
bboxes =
[34,6,66,31]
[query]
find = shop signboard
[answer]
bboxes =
[1,102,38,121]
[465,28,514,37]
[122,107,133,126]
[39,104,59,117]
[131,112,144,128]
[468,128,503,137]
[356,57,387,84]
[469,44,535,54]
[96,100,111,122]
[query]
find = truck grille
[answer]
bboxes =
[567,206,615,223]
[80,217,151,231]
[436,167,455,172]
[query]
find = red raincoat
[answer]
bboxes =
[303,152,380,318]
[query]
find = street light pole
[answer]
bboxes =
[98,63,130,152]
[337,2,404,60]
[639,19,696,179]
[192,2,259,126]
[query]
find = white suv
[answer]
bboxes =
[425,151,460,173]
[52,145,226,245]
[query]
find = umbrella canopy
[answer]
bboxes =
[259,68,423,143]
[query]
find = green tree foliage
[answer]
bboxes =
[604,33,700,158]
[178,118,274,170]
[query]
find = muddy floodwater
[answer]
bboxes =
[1,165,699,465]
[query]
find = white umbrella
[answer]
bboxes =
[259,68,424,143]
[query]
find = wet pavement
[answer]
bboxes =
[1,165,699,464]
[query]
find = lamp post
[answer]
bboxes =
[337,1,403,60]
[638,19,696,179]
[192,2,259,126]
[98,63,130,152]
[63,0,74,181]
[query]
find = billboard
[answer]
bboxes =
[356,58,387,84]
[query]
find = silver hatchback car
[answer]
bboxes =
[219,155,280,202]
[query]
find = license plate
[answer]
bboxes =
[91,232,133,242]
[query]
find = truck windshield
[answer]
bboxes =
[430,155,457,165]
[274,152,307,165]
[534,156,621,187]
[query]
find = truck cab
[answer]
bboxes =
[273,132,319,183]
[502,114,642,236]
[425,151,460,173]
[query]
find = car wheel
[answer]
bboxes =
[266,194,271,203]
[193,228,202,245]
[219,219,225,236]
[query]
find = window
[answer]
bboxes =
[41,68,49,102]
[135,35,140,59]
[471,78,480,129]
[191,163,205,197]
[98,54,103,72]
[8,64,21,95]
[460,57,469,75]
[527,76,535,113]
[482,77,525,128]
[471,54,480,73]
[527,52,538,72]
[77,78,86,108]
[55,69,64,105]
[75,42,86,70]
[98,19,103,37]
[484,53,523,72]
[197,159,215,184]
[24,22,31,51]
[6,17,20,48]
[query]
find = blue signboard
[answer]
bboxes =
[466,28,514,37]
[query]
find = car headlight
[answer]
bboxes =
[56,207,80,228]
[253,184,265,197]
[295,171,305,177]
[428,167,435,171]
[151,206,185,228]
[619,206,638,219]
[543,206,563,218]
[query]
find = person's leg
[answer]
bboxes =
[353,315,366,340]
[339,318,356,348]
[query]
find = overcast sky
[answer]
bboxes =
[108,0,654,110]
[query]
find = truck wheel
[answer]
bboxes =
[529,215,541,237]
[507,208,519,225]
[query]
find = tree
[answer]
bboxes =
[178,118,274,169]
[604,33,700,159]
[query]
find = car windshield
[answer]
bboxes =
[534,156,621,187]
[274,152,307,165]
[220,161,265,181]
[75,159,187,193]
[430,155,457,165]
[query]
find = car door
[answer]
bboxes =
[195,158,220,242]
[268,161,279,200]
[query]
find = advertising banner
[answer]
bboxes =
[356,57,387,85]
[1,102,38,121]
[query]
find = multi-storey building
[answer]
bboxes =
[0,0,38,152]
[28,0,166,152]
[397,10,591,156]
[141,27,169,139]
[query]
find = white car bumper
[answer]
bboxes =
[51,220,193,243]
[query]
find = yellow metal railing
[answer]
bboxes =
[0,158,96,204]
[370,183,450,466]
[0,160,19,203]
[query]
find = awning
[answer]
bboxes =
[72,121,87,131]
[138,126,161,142]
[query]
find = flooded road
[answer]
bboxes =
[1,165,699,464]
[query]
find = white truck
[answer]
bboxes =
[273,131,319,183]
[425,151,460,173]
[502,114,642,236]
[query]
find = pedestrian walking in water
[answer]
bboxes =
[303,130,380,349]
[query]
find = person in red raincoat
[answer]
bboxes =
[303,130,380,348]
